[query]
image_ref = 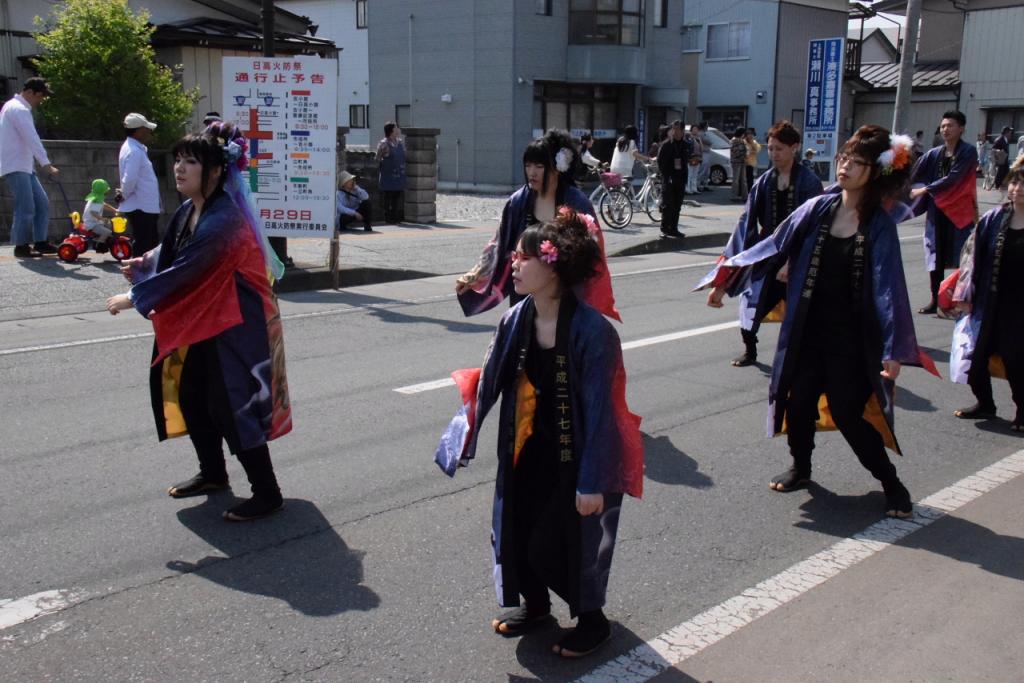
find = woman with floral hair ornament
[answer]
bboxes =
[696,125,939,518]
[105,122,291,521]
[437,208,643,658]
[455,129,619,321]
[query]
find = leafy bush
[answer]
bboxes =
[33,0,198,146]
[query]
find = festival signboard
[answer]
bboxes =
[803,38,844,182]
[222,55,338,237]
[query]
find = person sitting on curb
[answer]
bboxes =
[336,171,372,232]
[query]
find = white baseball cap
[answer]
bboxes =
[124,113,157,130]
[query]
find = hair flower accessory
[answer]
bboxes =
[539,239,559,264]
[879,134,914,175]
[555,147,574,173]
[558,205,600,236]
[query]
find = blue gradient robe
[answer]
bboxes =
[720,163,823,329]
[698,193,937,453]
[950,206,1012,384]
[910,140,978,271]
[435,297,642,613]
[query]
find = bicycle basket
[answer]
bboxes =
[600,171,623,189]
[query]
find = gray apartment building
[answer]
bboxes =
[368,0,687,191]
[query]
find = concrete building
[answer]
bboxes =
[958,1,1024,145]
[367,0,688,192]
[280,0,370,146]
[681,0,849,143]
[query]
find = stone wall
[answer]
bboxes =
[0,140,180,243]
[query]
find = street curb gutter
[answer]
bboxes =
[273,232,732,293]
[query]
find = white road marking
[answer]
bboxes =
[0,589,81,631]
[574,448,1024,683]
[393,320,741,394]
[0,332,154,357]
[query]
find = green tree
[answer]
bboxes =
[33,0,198,146]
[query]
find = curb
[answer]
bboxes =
[275,232,732,293]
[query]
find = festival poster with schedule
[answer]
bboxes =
[222,55,338,237]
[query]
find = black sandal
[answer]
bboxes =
[883,479,913,519]
[491,604,552,637]
[552,611,611,658]
[953,402,997,419]
[731,351,757,367]
[769,467,810,492]
[917,302,938,315]
[223,495,284,521]
[167,474,229,498]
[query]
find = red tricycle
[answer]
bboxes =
[57,212,133,263]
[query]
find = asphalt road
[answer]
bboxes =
[2,210,1022,682]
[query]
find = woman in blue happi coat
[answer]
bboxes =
[949,159,1024,431]
[436,209,642,658]
[706,120,823,366]
[698,125,938,518]
[454,129,619,321]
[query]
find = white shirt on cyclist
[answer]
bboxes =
[610,140,637,177]
[581,149,601,169]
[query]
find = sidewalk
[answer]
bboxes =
[654,464,1024,682]
[0,187,740,320]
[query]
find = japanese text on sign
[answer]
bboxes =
[222,56,338,238]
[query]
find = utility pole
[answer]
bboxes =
[262,0,290,267]
[892,0,922,135]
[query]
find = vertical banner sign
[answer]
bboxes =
[637,108,646,156]
[803,38,844,182]
[222,55,338,237]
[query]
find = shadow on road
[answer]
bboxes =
[643,434,714,489]
[512,619,704,682]
[894,385,937,412]
[920,345,951,366]
[167,497,380,616]
[17,257,99,280]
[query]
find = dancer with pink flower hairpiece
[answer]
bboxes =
[437,207,643,659]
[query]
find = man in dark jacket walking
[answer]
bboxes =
[657,120,691,238]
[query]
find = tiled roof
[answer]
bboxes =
[153,18,337,54]
[858,61,959,89]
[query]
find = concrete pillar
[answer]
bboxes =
[402,127,439,224]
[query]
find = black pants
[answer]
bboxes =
[379,191,403,223]
[339,200,373,231]
[968,352,1024,419]
[745,165,755,195]
[126,210,160,255]
[785,348,898,484]
[661,179,684,234]
[178,340,280,499]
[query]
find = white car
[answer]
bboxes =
[702,127,734,185]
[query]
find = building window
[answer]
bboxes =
[349,104,368,129]
[699,107,747,135]
[356,0,367,29]
[653,0,666,28]
[681,25,701,52]
[395,104,411,127]
[536,0,552,15]
[533,81,621,158]
[706,21,751,60]
[569,0,645,47]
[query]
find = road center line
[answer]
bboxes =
[574,448,1024,683]
[394,320,740,394]
[0,234,922,358]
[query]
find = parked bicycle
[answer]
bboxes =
[596,163,662,229]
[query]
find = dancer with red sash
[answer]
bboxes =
[106,123,290,521]
[909,110,978,314]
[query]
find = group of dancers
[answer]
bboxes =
[103,112,1019,662]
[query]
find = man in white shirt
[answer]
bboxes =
[0,78,60,258]
[117,113,162,253]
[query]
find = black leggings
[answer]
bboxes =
[968,352,1024,418]
[785,349,898,483]
[178,340,279,498]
